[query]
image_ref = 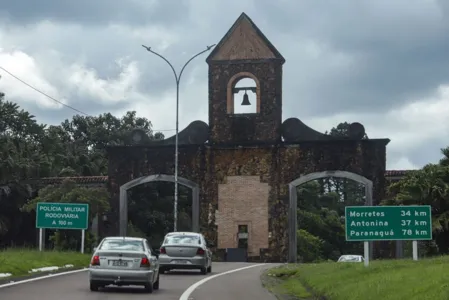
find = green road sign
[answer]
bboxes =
[36,202,89,230]
[345,205,432,241]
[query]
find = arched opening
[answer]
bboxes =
[288,171,373,263]
[226,72,260,114]
[233,78,257,114]
[119,175,199,246]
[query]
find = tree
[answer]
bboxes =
[0,86,165,247]
[22,179,110,251]
[439,147,449,167]
[325,121,369,139]
[127,181,192,246]
[385,164,449,255]
[296,181,363,261]
[0,88,48,245]
[297,229,324,262]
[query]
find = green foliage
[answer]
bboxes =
[295,122,368,261]
[271,256,449,300]
[49,230,96,253]
[384,162,449,255]
[127,222,148,239]
[0,248,90,277]
[0,87,165,246]
[263,266,312,299]
[324,121,369,139]
[297,229,324,262]
[127,182,192,247]
[22,179,110,218]
[20,179,110,251]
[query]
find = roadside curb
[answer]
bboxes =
[0,267,88,289]
[260,271,300,300]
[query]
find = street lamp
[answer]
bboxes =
[142,44,216,232]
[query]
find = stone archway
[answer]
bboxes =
[119,174,200,236]
[288,170,374,263]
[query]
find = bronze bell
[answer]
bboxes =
[241,91,251,106]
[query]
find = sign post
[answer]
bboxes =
[345,205,432,266]
[412,240,418,261]
[363,241,369,267]
[36,202,89,253]
[39,228,43,251]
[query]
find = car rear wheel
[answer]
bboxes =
[153,273,160,290]
[207,265,212,273]
[89,281,99,292]
[200,267,207,275]
[144,282,154,293]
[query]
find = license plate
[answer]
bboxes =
[172,260,187,264]
[112,260,128,267]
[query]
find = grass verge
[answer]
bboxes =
[262,265,313,300]
[267,256,449,300]
[0,248,91,278]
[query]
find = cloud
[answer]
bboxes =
[1,0,449,170]
[388,157,419,171]
[0,0,190,27]
[0,50,65,110]
[306,85,449,168]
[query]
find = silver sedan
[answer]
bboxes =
[88,236,160,293]
[158,232,213,274]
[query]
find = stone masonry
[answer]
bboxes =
[105,12,390,262]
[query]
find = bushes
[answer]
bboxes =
[297,229,324,262]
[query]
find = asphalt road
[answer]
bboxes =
[188,263,277,300]
[1,262,278,300]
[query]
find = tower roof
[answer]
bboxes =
[206,12,285,64]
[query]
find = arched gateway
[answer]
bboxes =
[105,12,390,262]
[119,174,199,236]
[288,171,374,263]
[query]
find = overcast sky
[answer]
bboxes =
[1,0,448,170]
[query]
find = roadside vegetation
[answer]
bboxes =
[0,248,90,278]
[266,256,449,300]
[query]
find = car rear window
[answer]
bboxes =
[99,239,144,251]
[164,235,201,245]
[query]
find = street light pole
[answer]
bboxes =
[142,44,215,232]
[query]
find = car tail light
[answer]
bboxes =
[160,247,166,254]
[140,257,151,267]
[196,248,205,255]
[91,255,100,266]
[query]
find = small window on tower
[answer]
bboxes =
[238,225,248,233]
[233,78,257,114]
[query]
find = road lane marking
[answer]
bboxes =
[179,263,266,300]
[0,268,87,289]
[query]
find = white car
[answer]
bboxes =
[88,236,160,293]
[337,255,364,263]
[158,232,213,274]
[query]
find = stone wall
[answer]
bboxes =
[208,61,283,144]
[107,138,388,262]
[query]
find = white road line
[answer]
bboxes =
[0,268,87,289]
[179,263,266,300]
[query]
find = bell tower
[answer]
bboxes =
[206,13,285,144]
